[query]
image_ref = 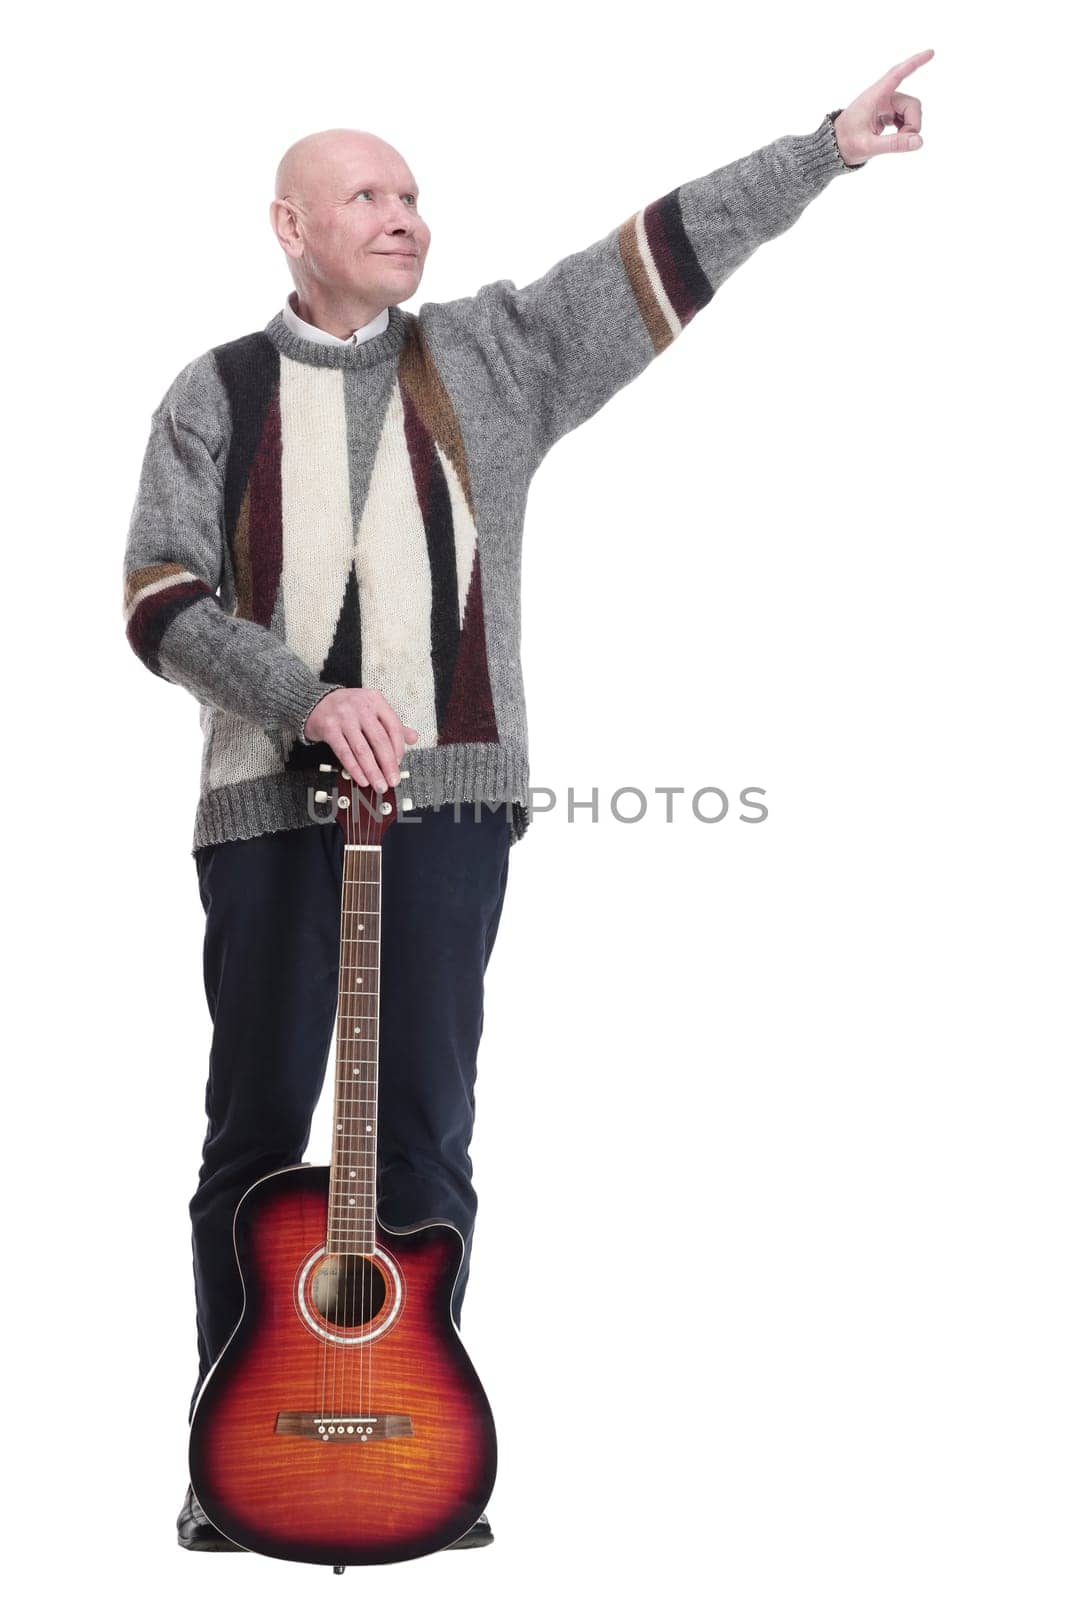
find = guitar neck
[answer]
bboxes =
[326,841,382,1255]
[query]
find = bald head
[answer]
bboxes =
[274,129,411,211]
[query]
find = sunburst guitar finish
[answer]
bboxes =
[188,765,497,1565]
[189,1164,496,1565]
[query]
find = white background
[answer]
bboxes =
[6,5,1063,1598]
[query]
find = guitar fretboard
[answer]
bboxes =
[327,844,381,1256]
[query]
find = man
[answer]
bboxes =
[122,50,931,1556]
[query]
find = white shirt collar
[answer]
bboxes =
[282,291,391,347]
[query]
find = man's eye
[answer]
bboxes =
[352,190,418,205]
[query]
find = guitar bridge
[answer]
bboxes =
[274,1412,414,1441]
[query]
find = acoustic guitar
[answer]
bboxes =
[188,762,497,1569]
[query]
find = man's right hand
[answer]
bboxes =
[304,688,419,792]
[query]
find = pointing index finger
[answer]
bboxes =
[883,48,935,90]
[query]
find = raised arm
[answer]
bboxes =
[427,112,865,463]
[122,353,341,742]
[442,48,934,462]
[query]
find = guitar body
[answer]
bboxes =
[188,1163,497,1566]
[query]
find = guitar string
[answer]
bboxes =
[369,780,382,1420]
[337,812,347,1427]
[361,776,387,1420]
[342,781,360,1427]
[360,778,380,1420]
[335,770,359,1426]
[358,776,368,1421]
[365,777,380,1421]
[341,789,352,1424]
[322,765,341,1430]
[327,774,343,1427]
[369,780,385,1420]
[338,775,355,1426]
[344,777,361,1425]
[351,772,369,1423]
[354,770,365,1423]
[351,780,369,1420]
[356,773,368,1422]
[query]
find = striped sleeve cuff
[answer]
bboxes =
[123,562,214,677]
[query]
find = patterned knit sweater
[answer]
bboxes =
[122,113,864,855]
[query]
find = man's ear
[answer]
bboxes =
[269,197,304,259]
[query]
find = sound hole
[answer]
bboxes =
[311,1254,387,1328]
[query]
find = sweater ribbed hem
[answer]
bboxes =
[191,740,532,855]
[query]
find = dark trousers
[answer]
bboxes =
[188,802,511,1421]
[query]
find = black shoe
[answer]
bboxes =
[447,1511,494,1549]
[176,1484,246,1552]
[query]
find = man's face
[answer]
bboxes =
[275,135,431,309]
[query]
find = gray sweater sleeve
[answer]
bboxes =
[121,353,341,742]
[439,114,864,462]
